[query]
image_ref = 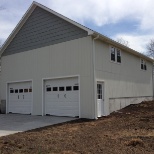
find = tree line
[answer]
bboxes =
[117,37,154,59]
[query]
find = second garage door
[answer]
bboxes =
[44,77,79,117]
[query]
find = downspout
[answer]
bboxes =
[92,35,99,119]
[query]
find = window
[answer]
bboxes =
[59,87,65,91]
[19,89,23,93]
[29,88,32,92]
[66,86,72,91]
[15,89,18,93]
[144,62,147,70]
[117,49,121,63]
[46,87,51,92]
[111,46,121,63]
[141,59,147,70]
[141,59,144,70]
[97,84,102,99]
[53,87,58,91]
[24,89,28,93]
[111,47,115,61]
[10,89,14,93]
[73,86,79,91]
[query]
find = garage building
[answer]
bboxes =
[0,2,153,119]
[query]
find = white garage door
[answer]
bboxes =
[44,77,79,117]
[8,81,32,114]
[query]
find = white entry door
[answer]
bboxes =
[8,81,32,114]
[44,77,79,117]
[97,82,104,117]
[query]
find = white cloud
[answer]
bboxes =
[48,0,154,31]
[0,0,154,52]
[112,33,153,53]
[0,0,29,43]
[0,22,15,40]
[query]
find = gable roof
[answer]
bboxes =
[0,1,153,63]
[0,1,94,56]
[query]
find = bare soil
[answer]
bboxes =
[0,101,154,154]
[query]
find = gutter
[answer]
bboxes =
[93,32,154,63]
[92,34,99,119]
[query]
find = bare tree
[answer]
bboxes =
[0,39,2,47]
[0,40,2,48]
[146,39,154,59]
[116,37,129,47]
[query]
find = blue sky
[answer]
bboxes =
[0,0,154,54]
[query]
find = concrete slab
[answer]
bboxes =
[0,114,76,137]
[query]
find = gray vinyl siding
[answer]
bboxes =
[2,7,88,56]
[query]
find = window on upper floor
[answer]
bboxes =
[111,47,115,61]
[117,49,121,63]
[110,46,121,63]
[141,59,147,70]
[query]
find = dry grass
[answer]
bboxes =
[125,138,144,147]
[0,101,154,154]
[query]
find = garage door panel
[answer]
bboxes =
[8,81,32,114]
[44,77,79,117]
[46,104,78,110]
[8,106,31,114]
[45,102,78,109]
[46,109,79,117]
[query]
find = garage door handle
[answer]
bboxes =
[64,94,66,98]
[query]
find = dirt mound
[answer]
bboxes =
[0,101,154,154]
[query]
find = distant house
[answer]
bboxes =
[0,2,153,119]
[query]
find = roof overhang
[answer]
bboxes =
[0,1,94,56]
[0,1,153,63]
[92,32,154,63]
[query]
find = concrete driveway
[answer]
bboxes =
[0,114,76,137]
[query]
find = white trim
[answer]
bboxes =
[42,78,44,116]
[140,58,147,71]
[6,79,33,114]
[78,75,81,118]
[0,2,93,56]
[42,75,79,81]
[96,80,105,117]
[33,2,94,35]
[42,75,80,117]
[1,1,153,64]
[92,35,99,119]
[0,3,36,55]
[31,80,33,115]
[110,45,122,64]
[96,33,154,63]
[6,83,8,114]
